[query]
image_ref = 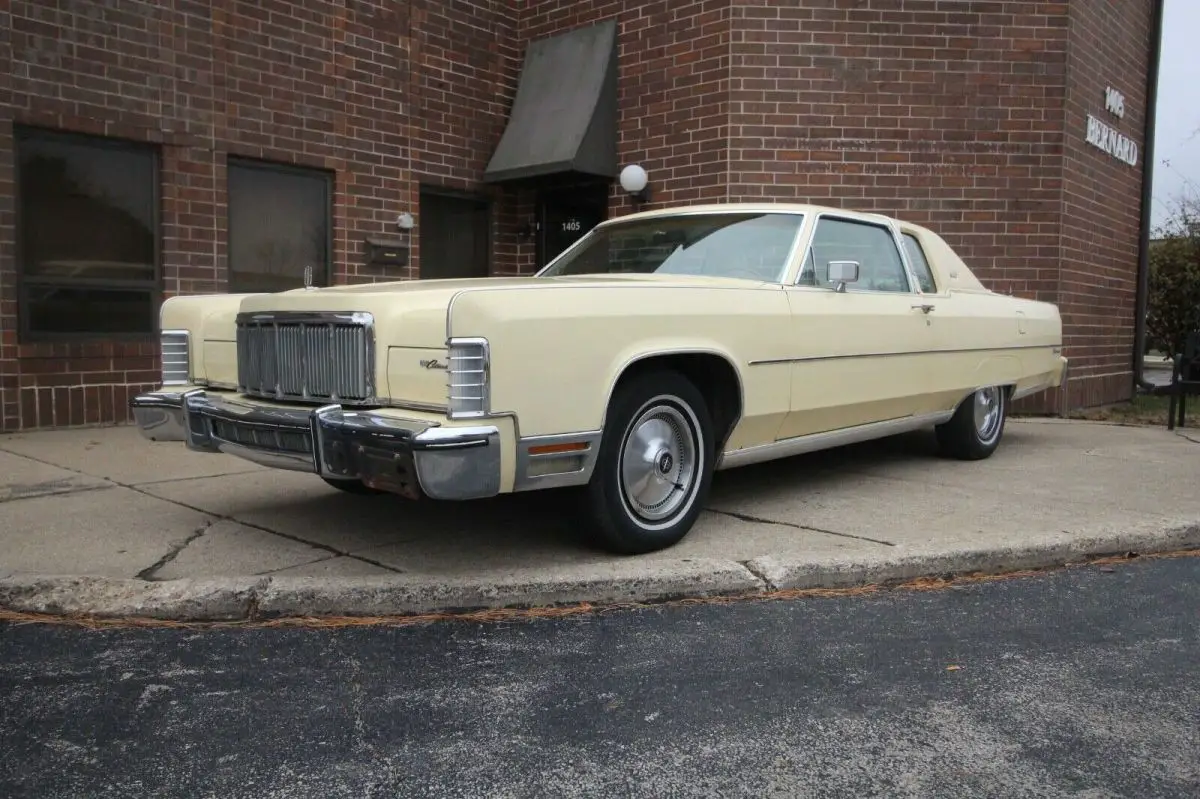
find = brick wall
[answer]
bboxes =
[720,0,1153,414]
[1058,0,1153,410]
[0,0,517,432]
[728,3,1072,297]
[409,1,518,272]
[0,0,1156,431]
[496,0,734,276]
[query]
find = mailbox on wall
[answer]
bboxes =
[364,236,409,268]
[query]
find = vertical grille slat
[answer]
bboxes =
[446,339,490,418]
[236,313,374,405]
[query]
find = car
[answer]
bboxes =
[130,202,1067,554]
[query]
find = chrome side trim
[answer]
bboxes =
[716,410,956,471]
[513,431,603,491]
[748,342,1060,367]
[129,389,502,501]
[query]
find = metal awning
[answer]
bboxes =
[483,20,618,184]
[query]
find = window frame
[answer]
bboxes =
[535,209,810,284]
[14,125,164,342]
[417,183,494,280]
[899,230,940,295]
[226,155,335,293]
[793,212,917,295]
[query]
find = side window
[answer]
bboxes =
[798,217,910,293]
[901,232,938,294]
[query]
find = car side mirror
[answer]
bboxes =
[827,260,860,293]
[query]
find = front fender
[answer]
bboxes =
[597,340,747,423]
[159,293,264,385]
[446,284,792,439]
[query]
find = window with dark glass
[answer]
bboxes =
[227,158,332,293]
[16,127,160,336]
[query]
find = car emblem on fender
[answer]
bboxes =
[419,359,447,370]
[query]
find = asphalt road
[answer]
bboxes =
[2,557,1198,799]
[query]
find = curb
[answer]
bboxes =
[2,524,1199,622]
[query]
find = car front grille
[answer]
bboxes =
[236,312,375,405]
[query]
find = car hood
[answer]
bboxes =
[190,273,770,398]
[257,272,772,297]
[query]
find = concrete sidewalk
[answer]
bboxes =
[1,418,1198,620]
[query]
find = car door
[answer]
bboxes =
[897,227,1027,416]
[776,213,937,441]
[894,227,966,416]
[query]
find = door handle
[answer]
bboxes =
[912,303,935,314]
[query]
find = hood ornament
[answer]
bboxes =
[303,264,315,290]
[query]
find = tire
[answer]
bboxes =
[321,477,385,495]
[584,370,715,555]
[935,385,1008,460]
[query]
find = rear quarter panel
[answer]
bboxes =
[898,224,1066,412]
[445,284,793,445]
[918,287,1064,414]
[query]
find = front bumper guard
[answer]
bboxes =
[130,389,501,501]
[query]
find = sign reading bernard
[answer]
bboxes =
[1085,85,1138,167]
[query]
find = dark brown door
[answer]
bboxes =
[537,183,610,269]
[418,190,490,279]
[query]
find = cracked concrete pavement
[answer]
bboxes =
[0,418,1198,619]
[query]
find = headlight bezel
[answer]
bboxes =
[160,329,192,386]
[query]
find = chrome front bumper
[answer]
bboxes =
[130,389,501,501]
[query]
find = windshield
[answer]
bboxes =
[538,212,806,283]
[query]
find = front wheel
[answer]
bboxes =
[935,385,1008,460]
[584,370,715,555]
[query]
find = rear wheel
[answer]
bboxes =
[584,370,714,555]
[935,385,1008,460]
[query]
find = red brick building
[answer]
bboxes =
[0,0,1164,431]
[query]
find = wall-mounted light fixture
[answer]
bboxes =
[619,164,650,205]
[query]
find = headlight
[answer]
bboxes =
[446,337,490,419]
[160,330,191,385]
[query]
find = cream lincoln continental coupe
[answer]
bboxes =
[131,203,1067,554]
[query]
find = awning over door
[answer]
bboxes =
[483,19,619,184]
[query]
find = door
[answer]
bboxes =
[537,183,609,269]
[418,190,490,279]
[776,214,937,440]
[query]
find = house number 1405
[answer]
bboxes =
[561,219,582,232]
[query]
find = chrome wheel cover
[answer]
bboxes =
[618,398,701,528]
[973,386,1003,443]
